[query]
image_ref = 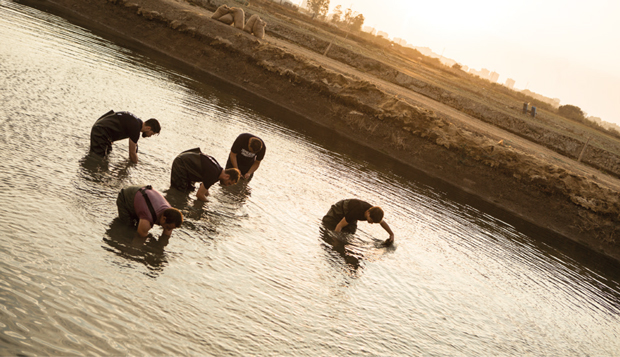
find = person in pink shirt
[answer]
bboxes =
[116,185,183,241]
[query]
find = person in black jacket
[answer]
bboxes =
[170,148,241,201]
[322,199,395,245]
[225,133,266,180]
[89,110,160,163]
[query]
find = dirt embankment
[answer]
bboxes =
[22,0,620,260]
[263,19,620,178]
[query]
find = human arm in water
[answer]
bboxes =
[380,220,395,245]
[128,138,138,163]
[158,232,171,247]
[244,160,261,179]
[334,217,349,232]
[136,218,152,238]
[134,219,174,247]
[196,183,209,202]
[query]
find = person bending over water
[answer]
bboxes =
[322,199,395,245]
[116,185,183,243]
[225,133,266,180]
[90,110,160,163]
[170,148,241,201]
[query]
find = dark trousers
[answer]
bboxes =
[89,127,112,157]
[321,201,357,234]
[89,110,115,157]
[116,186,140,226]
[170,151,202,191]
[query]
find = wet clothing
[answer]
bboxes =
[225,133,266,176]
[170,148,223,191]
[116,185,171,227]
[322,199,372,234]
[90,110,143,156]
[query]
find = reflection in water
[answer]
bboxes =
[79,153,110,175]
[3,1,620,356]
[78,153,133,186]
[221,179,252,205]
[102,218,168,276]
[320,227,363,274]
[162,187,193,210]
[320,226,396,276]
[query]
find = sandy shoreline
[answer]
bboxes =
[19,0,620,262]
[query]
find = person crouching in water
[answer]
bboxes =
[89,110,160,163]
[116,185,183,245]
[225,133,266,181]
[170,148,241,201]
[322,199,395,245]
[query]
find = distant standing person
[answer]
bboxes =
[116,185,184,240]
[225,133,266,180]
[170,148,241,201]
[322,199,395,245]
[89,110,160,163]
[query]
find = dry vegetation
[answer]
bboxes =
[199,0,620,176]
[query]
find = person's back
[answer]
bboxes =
[134,187,173,226]
[89,110,160,162]
[91,111,142,152]
[116,185,183,239]
[225,133,266,180]
[322,199,371,233]
[170,148,241,201]
[322,198,395,245]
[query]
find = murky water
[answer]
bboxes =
[2,1,620,355]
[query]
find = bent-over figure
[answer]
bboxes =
[225,133,266,180]
[90,110,160,163]
[116,185,183,240]
[171,148,241,201]
[322,199,395,245]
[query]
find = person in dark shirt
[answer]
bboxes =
[170,148,241,201]
[225,133,266,180]
[322,199,395,245]
[89,110,161,163]
[116,185,184,244]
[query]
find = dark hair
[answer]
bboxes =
[249,137,263,153]
[368,206,384,223]
[145,118,161,134]
[163,208,183,227]
[224,168,241,183]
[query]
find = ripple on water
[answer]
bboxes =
[2,1,620,356]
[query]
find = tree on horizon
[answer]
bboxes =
[558,104,586,122]
[329,4,342,24]
[343,8,364,31]
[308,0,329,17]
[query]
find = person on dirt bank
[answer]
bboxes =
[225,133,266,180]
[89,110,160,163]
[170,147,241,201]
[322,199,395,245]
[116,185,183,242]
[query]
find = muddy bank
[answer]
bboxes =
[20,0,620,261]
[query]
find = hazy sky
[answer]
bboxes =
[318,0,620,125]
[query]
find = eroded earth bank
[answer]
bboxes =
[21,0,620,261]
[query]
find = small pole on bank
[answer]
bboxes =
[578,137,592,162]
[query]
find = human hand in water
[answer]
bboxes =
[383,235,394,246]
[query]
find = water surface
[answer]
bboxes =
[1,1,620,355]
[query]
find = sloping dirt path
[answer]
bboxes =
[260,33,620,193]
